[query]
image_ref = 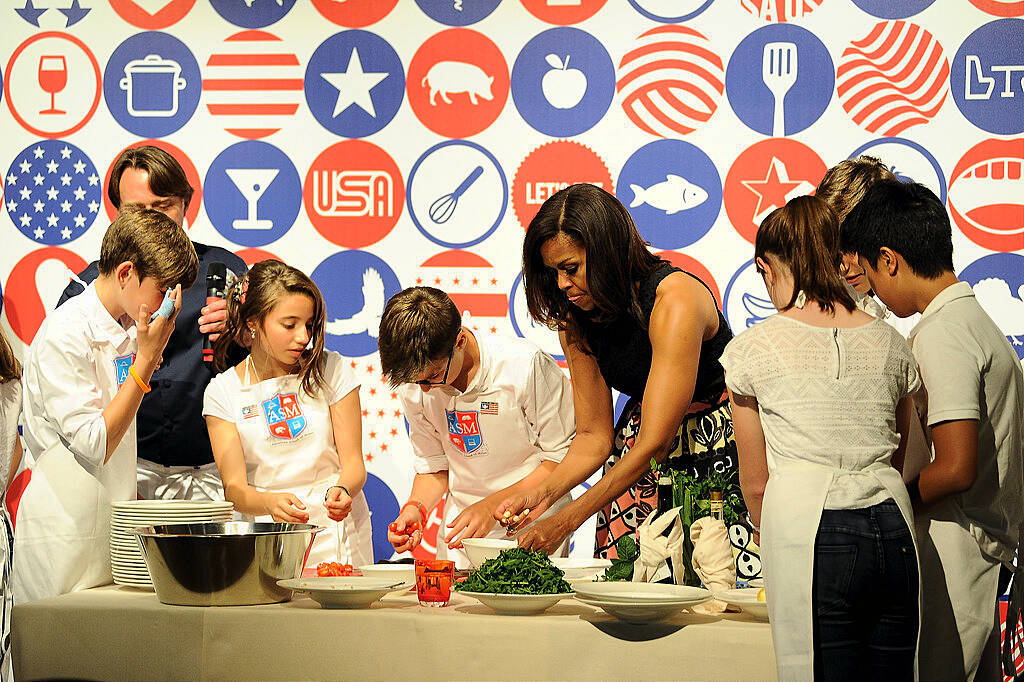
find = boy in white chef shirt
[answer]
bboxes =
[842,180,1024,682]
[14,209,197,602]
[378,287,576,568]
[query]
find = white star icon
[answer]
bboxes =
[19,187,31,200]
[34,200,44,213]
[73,213,86,228]
[60,173,71,186]
[73,186,86,201]
[33,173,44,186]
[87,173,99,186]
[18,160,31,174]
[33,226,45,240]
[5,200,16,212]
[6,173,16,186]
[60,146,72,159]
[19,214,32,227]
[73,159,86,174]
[61,226,72,240]
[46,213,59,227]
[60,200,72,213]
[32,146,44,159]
[320,48,389,118]
[88,200,100,213]
[46,186,59,201]
[46,159,59,174]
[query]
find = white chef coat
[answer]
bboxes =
[400,333,575,568]
[909,282,1024,681]
[721,314,922,681]
[203,350,372,567]
[13,284,140,603]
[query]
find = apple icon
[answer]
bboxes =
[541,54,588,109]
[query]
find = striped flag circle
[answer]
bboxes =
[617,25,724,137]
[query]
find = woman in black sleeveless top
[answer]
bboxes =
[497,184,754,573]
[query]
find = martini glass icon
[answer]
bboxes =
[226,168,279,230]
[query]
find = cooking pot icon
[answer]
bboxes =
[119,54,187,118]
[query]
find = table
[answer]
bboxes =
[13,585,776,681]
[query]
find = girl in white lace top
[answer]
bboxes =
[720,195,921,682]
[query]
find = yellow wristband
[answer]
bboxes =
[128,365,151,393]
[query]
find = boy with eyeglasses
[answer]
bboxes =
[377,287,576,567]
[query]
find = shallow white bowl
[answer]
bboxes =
[457,591,574,615]
[460,538,516,568]
[575,595,696,624]
[715,587,769,620]
[551,557,612,582]
[357,564,416,583]
[573,582,711,604]
[278,577,410,609]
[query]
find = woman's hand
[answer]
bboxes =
[387,505,423,554]
[493,486,552,534]
[263,492,309,523]
[444,498,497,549]
[514,510,574,555]
[324,487,352,522]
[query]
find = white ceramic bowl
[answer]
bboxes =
[551,557,612,582]
[573,582,711,604]
[277,577,410,609]
[357,564,416,584]
[715,587,769,620]
[575,595,695,624]
[460,538,516,568]
[458,591,574,615]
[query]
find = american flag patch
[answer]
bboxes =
[479,401,499,415]
[241,404,259,419]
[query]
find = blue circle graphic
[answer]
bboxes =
[313,251,402,358]
[204,141,301,247]
[103,32,201,137]
[726,24,834,137]
[5,140,102,245]
[305,30,405,138]
[951,19,1024,136]
[850,0,936,19]
[209,0,295,28]
[616,139,721,250]
[407,139,508,249]
[723,259,775,334]
[511,28,615,137]
[361,472,400,562]
[627,0,715,23]
[508,272,565,364]
[414,0,500,26]
[849,138,947,204]
[959,253,1024,360]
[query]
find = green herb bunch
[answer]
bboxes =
[455,548,572,595]
[600,535,638,582]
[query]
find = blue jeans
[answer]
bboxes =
[812,500,918,682]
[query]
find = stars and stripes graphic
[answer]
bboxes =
[203,30,303,139]
[837,21,949,136]
[739,0,823,22]
[417,250,510,335]
[617,25,724,137]
[479,401,499,415]
[4,140,102,245]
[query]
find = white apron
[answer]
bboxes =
[13,334,138,603]
[760,458,919,681]
[234,375,372,567]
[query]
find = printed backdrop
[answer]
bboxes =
[2,1,1023,574]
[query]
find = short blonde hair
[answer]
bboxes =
[98,208,198,290]
[815,155,897,223]
[378,287,460,387]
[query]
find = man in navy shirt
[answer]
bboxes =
[58,146,247,500]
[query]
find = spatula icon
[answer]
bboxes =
[762,42,797,137]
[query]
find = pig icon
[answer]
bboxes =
[422,61,494,105]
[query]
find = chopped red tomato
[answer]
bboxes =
[316,561,354,577]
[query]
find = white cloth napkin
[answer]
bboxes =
[690,516,736,613]
[633,505,684,583]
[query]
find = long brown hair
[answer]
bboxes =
[755,195,856,314]
[213,260,327,396]
[522,183,664,347]
[0,327,20,383]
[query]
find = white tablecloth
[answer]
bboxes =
[13,585,776,680]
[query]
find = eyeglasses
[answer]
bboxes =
[415,346,454,386]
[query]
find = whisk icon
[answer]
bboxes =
[429,166,484,224]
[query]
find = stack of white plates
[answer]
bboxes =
[110,500,234,588]
[573,582,712,624]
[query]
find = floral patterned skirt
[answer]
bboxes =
[594,390,763,581]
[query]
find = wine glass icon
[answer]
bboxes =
[225,168,279,230]
[38,55,68,116]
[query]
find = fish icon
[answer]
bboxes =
[628,175,708,215]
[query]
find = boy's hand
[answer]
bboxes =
[445,498,497,549]
[387,506,423,553]
[264,492,309,524]
[137,285,181,372]
[324,487,353,522]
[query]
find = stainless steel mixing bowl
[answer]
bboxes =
[132,522,322,606]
